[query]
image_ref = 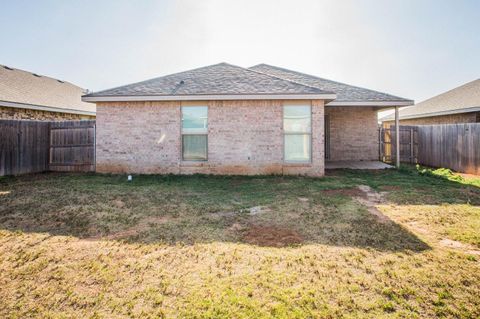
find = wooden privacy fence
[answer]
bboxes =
[49,121,95,172]
[0,120,50,175]
[381,123,480,175]
[0,120,95,176]
[416,123,480,175]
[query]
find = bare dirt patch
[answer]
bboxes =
[439,238,480,255]
[241,225,304,247]
[321,186,391,223]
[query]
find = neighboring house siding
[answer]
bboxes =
[382,112,480,128]
[95,100,325,176]
[0,106,94,120]
[325,106,379,161]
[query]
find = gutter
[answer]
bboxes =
[327,101,414,107]
[82,93,337,102]
[0,100,96,116]
[381,106,480,122]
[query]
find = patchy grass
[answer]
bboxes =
[0,168,479,318]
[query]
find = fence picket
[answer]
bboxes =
[414,124,479,175]
[0,120,95,176]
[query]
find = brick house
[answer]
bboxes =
[381,79,480,127]
[83,63,412,176]
[0,64,95,120]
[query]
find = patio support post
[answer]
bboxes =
[395,106,400,168]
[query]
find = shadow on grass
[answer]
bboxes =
[325,165,480,206]
[0,172,437,252]
[5,164,478,251]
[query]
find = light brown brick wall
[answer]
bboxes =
[382,112,479,128]
[0,106,94,120]
[325,106,379,161]
[96,100,325,176]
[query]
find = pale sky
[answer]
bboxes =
[1,0,479,104]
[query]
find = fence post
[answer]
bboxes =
[378,127,382,161]
[395,106,400,168]
[410,128,414,163]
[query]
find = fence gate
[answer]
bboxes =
[380,126,418,164]
[49,120,95,172]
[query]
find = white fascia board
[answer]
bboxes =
[327,101,414,107]
[0,100,96,116]
[82,94,337,102]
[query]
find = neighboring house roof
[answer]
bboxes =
[0,64,95,116]
[83,63,336,102]
[249,64,413,106]
[381,79,480,121]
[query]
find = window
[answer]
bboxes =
[182,106,208,160]
[283,104,311,162]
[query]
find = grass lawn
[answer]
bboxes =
[0,167,479,318]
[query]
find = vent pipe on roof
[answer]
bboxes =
[171,80,185,95]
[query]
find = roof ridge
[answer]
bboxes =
[190,62,333,94]
[250,63,409,101]
[87,62,232,96]
[381,78,480,120]
[86,62,335,97]
[414,78,480,106]
[0,64,79,88]
[246,65,335,95]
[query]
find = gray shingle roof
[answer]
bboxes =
[381,79,480,121]
[0,64,95,114]
[249,64,413,103]
[85,63,334,97]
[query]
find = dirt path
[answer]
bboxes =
[355,185,480,256]
[354,185,391,223]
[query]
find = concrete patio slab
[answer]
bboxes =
[325,161,393,170]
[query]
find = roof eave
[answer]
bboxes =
[0,100,96,116]
[82,93,337,103]
[327,100,414,107]
[381,106,480,122]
